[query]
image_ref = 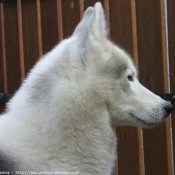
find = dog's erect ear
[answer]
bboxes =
[73,7,93,36]
[73,3,107,40]
[91,2,108,39]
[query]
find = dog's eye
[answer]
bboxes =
[127,75,133,82]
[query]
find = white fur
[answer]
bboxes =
[0,2,172,175]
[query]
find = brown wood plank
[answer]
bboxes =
[135,0,172,174]
[40,0,59,54]
[57,0,63,41]
[104,0,109,28]
[109,0,133,56]
[109,1,144,175]
[116,127,144,175]
[1,4,7,93]
[62,0,81,39]
[3,0,21,93]
[36,0,42,58]
[21,0,40,75]
[167,0,175,171]
[160,0,172,174]
[0,4,5,113]
[17,0,25,81]
[79,0,84,19]
[131,0,139,68]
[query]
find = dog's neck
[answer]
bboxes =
[1,93,117,173]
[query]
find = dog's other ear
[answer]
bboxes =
[73,7,93,36]
[91,2,108,39]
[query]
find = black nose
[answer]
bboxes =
[164,103,173,115]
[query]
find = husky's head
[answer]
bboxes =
[69,2,173,128]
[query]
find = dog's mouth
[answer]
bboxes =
[130,113,161,127]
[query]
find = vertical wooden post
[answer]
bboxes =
[17,0,25,81]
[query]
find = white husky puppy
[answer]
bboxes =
[0,2,173,175]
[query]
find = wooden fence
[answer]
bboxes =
[0,0,175,175]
